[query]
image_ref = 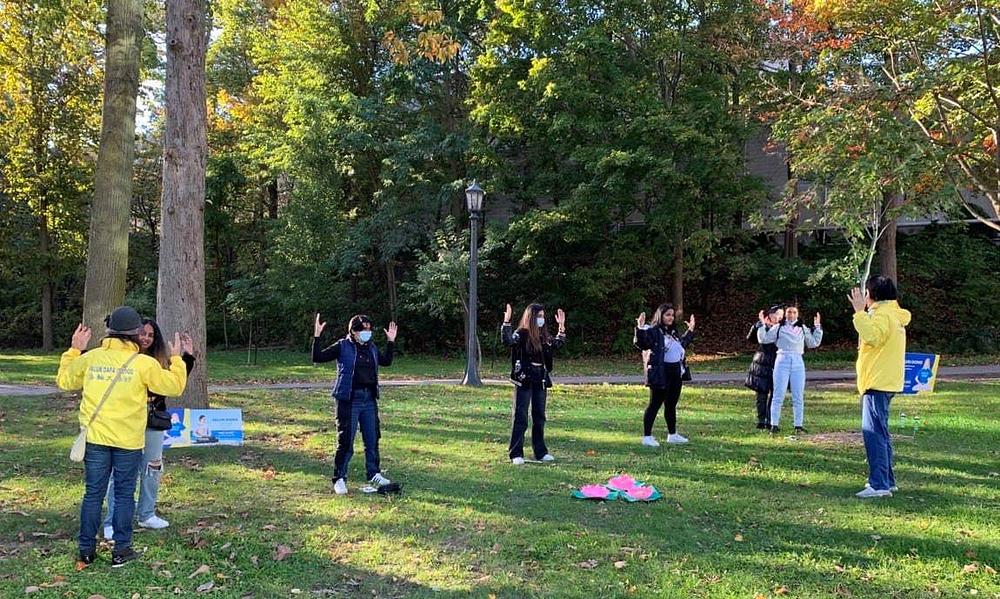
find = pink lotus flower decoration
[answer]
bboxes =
[626,486,654,500]
[607,475,639,492]
[579,485,611,499]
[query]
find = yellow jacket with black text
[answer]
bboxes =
[56,338,188,450]
[853,301,912,395]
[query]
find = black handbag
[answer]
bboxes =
[147,401,172,431]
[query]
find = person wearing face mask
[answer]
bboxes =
[757,304,823,435]
[634,303,696,446]
[501,303,566,465]
[312,313,397,495]
[103,318,196,540]
[745,305,784,431]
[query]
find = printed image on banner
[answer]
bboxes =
[902,353,939,395]
[162,408,189,448]
[162,409,244,448]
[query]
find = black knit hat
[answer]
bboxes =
[105,306,144,335]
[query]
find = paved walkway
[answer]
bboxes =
[2,365,997,397]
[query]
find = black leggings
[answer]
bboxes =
[643,364,683,435]
[755,388,773,425]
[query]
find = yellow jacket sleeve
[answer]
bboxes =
[853,311,890,348]
[56,348,87,391]
[141,355,189,397]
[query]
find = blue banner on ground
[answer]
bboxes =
[902,353,939,395]
[162,408,244,448]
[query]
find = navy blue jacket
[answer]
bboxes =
[312,337,394,401]
[634,325,695,388]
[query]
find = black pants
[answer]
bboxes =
[509,381,548,459]
[755,388,773,426]
[643,363,683,435]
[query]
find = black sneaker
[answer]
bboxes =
[78,550,96,566]
[795,426,807,435]
[770,426,780,435]
[111,547,139,568]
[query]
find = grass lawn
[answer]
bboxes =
[1,382,998,597]
[3,348,998,385]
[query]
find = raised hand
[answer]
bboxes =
[385,321,398,342]
[813,312,822,327]
[314,313,327,337]
[71,324,91,351]
[758,310,767,325]
[181,332,195,355]
[503,303,512,324]
[637,312,647,328]
[847,288,867,313]
[687,314,696,332]
[167,332,181,357]
[555,309,566,328]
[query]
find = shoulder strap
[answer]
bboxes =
[85,352,141,428]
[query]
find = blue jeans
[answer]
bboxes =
[771,353,806,427]
[861,390,896,491]
[80,443,142,553]
[105,428,165,528]
[333,388,381,481]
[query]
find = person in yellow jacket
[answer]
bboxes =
[848,276,911,499]
[57,306,188,568]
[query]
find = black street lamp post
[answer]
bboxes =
[462,181,484,386]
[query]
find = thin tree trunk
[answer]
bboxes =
[158,0,208,408]
[82,0,143,343]
[672,231,684,318]
[39,199,54,351]
[877,191,900,283]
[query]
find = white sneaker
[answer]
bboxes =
[137,515,169,530]
[866,483,899,493]
[511,457,525,465]
[540,454,555,462]
[641,436,660,447]
[103,525,114,540]
[666,434,689,444]
[369,472,391,487]
[855,486,892,498]
[333,478,348,495]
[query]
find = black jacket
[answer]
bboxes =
[150,352,196,412]
[744,322,777,392]
[634,325,695,388]
[501,324,565,388]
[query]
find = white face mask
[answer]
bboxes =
[535,317,545,328]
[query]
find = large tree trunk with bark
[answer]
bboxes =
[158,0,208,408]
[877,191,900,283]
[82,0,143,342]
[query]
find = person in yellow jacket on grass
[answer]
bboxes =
[848,276,912,499]
[57,306,189,568]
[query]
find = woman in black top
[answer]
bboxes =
[501,303,566,465]
[634,303,695,446]
[745,305,783,430]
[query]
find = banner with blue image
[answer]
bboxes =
[902,353,939,395]
[162,408,244,448]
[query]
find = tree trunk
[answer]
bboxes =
[672,231,684,318]
[158,0,208,408]
[39,201,54,351]
[877,191,900,283]
[82,0,143,343]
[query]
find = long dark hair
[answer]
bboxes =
[651,303,679,336]
[142,318,170,368]
[518,303,550,354]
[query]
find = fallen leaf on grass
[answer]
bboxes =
[189,564,211,579]
[984,565,996,575]
[24,587,39,594]
[870,535,882,541]
[196,581,214,593]
[273,545,293,561]
[775,585,790,595]
[577,559,598,570]
[87,595,107,599]
[614,561,627,569]
[734,534,744,542]
[963,563,979,574]
[250,556,259,566]
[585,450,597,457]
[834,564,846,573]
[966,550,978,559]
[132,593,141,599]
[754,594,767,599]
[262,524,276,531]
